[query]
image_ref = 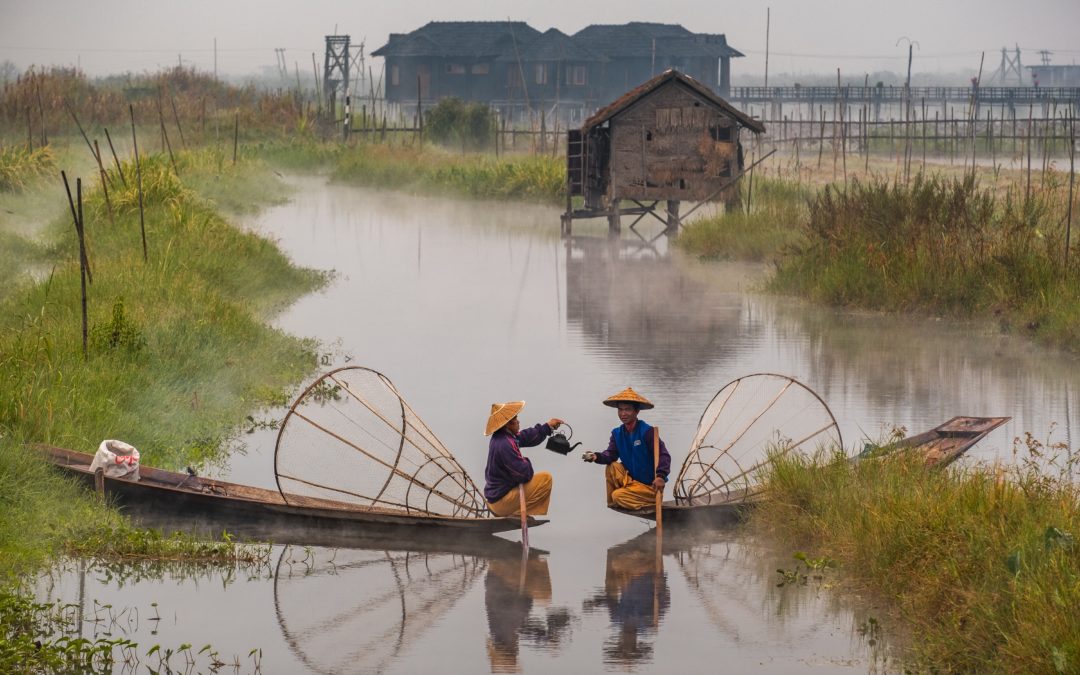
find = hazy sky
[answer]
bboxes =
[1,0,1078,79]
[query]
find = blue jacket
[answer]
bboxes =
[594,420,671,486]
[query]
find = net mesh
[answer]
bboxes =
[674,373,843,505]
[273,546,486,674]
[274,366,489,518]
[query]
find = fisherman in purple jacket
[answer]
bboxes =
[484,400,564,517]
[582,387,671,510]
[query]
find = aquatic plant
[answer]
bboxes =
[755,435,1080,673]
[0,145,55,191]
[0,138,325,584]
[768,172,1080,351]
[330,144,565,203]
[676,176,811,261]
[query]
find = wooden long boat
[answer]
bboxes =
[38,445,545,547]
[610,416,1010,527]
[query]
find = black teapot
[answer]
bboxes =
[546,424,581,455]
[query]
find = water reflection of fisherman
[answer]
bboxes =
[584,541,670,665]
[582,387,671,510]
[484,554,562,672]
[483,401,564,517]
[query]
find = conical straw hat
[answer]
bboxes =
[485,401,525,436]
[603,386,654,410]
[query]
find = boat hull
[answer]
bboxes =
[38,445,544,547]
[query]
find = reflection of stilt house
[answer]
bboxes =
[563,69,765,237]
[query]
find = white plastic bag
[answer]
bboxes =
[88,439,141,480]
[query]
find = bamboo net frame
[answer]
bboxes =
[674,373,844,505]
[274,366,489,518]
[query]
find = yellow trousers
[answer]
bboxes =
[488,471,553,517]
[606,462,659,510]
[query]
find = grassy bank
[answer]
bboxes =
[675,176,811,261]
[678,166,1080,351]
[0,147,325,580]
[754,446,1080,673]
[770,173,1080,349]
[257,139,565,203]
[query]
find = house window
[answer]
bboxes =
[534,64,548,85]
[391,65,399,86]
[446,63,465,75]
[568,65,586,86]
[710,125,733,142]
[471,63,489,75]
[508,68,523,87]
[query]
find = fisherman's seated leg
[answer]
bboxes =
[487,472,553,517]
[606,462,657,510]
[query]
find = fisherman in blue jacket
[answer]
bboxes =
[583,387,671,510]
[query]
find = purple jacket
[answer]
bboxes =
[484,423,552,503]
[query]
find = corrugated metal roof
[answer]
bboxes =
[582,69,765,134]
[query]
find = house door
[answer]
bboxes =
[416,64,431,101]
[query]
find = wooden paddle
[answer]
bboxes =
[653,426,663,536]
[519,484,529,549]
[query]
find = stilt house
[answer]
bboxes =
[568,69,765,211]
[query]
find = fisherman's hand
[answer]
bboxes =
[547,418,564,430]
[581,451,597,463]
[652,476,667,491]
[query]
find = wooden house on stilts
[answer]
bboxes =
[563,69,765,237]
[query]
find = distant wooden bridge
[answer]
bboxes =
[729,85,1080,120]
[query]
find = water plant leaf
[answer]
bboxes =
[1044,526,1075,550]
[1005,550,1022,576]
[1051,646,1069,674]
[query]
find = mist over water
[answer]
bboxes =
[40,175,1080,672]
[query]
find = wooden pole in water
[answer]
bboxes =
[36,75,47,146]
[519,484,529,549]
[156,95,179,176]
[94,140,115,225]
[130,104,147,262]
[104,128,126,188]
[170,92,186,149]
[66,101,99,165]
[62,172,89,359]
[1066,115,1075,278]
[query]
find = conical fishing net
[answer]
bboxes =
[274,366,489,517]
[674,373,843,505]
[273,546,486,673]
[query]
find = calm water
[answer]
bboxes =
[40,176,1079,673]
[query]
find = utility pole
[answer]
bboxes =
[764,7,770,89]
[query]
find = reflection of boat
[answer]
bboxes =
[273,541,492,674]
[610,415,1010,526]
[39,445,542,545]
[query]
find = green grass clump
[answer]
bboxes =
[0,145,55,191]
[755,446,1080,673]
[0,149,326,581]
[769,172,1080,350]
[676,177,811,261]
[331,144,565,203]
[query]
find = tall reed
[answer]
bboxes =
[755,443,1080,673]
